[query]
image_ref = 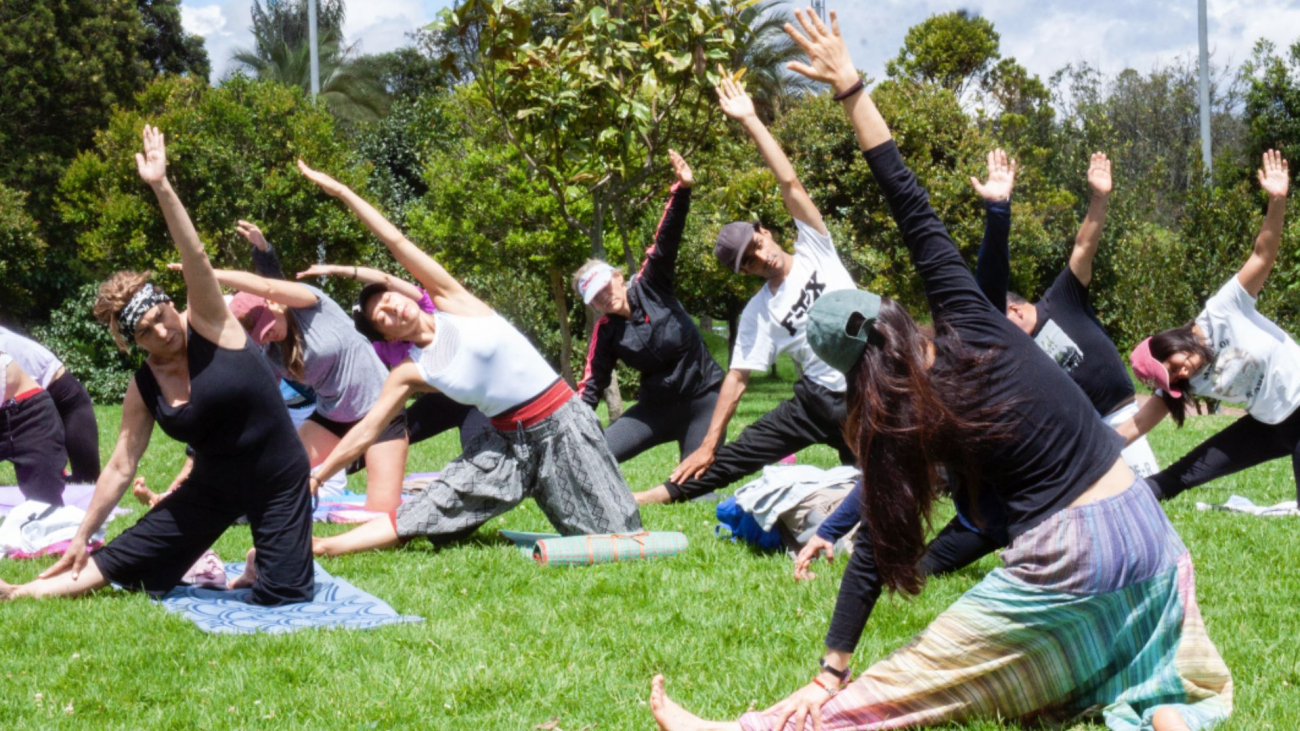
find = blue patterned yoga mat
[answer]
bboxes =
[158,562,423,634]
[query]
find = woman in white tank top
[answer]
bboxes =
[295,161,641,557]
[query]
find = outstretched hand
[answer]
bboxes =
[1258,149,1289,200]
[297,159,347,197]
[715,76,757,121]
[296,264,340,280]
[38,537,89,581]
[669,445,715,485]
[135,125,168,188]
[765,679,835,731]
[669,149,693,188]
[969,148,1017,202]
[784,9,859,94]
[794,534,836,581]
[1087,152,1113,198]
[237,220,270,251]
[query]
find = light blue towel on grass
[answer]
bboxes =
[158,561,423,634]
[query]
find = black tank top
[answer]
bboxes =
[134,327,310,489]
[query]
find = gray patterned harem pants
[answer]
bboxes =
[394,397,642,540]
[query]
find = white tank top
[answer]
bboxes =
[409,312,559,417]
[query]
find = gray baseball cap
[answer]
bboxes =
[807,289,884,374]
[715,221,756,272]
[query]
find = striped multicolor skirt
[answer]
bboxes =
[740,478,1232,730]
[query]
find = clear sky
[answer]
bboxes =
[182,0,1300,84]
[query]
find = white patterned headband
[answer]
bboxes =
[118,283,172,343]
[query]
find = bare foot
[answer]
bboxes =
[1152,707,1191,731]
[634,485,673,506]
[0,578,17,601]
[649,675,739,731]
[227,548,258,590]
[131,477,161,507]
[312,536,334,557]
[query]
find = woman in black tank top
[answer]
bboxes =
[0,126,314,605]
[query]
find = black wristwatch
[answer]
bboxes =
[819,657,850,682]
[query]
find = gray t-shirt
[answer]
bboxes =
[264,284,387,423]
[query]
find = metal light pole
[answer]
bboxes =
[308,0,320,98]
[1197,0,1212,177]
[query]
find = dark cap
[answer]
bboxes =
[807,289,884,374]
[715,221,756,272]
[352,282,389,343]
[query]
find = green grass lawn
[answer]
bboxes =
[0,362,1297,729]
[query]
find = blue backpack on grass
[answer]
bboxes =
[714,496,783,551]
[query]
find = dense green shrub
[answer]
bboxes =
[32,283,142,402]
[0,185,47,318]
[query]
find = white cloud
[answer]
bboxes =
[181,4,228,37]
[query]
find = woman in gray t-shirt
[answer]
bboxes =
[174,264,409,512]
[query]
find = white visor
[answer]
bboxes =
[578,263,617,305]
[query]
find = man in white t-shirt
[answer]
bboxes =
[634,77,857,505]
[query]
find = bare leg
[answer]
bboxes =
[649,675,741,731]
[227,548,258,590]
[1152,707,1191,731]
[313,516,402,557]
[359,436,409,512]
[0,558,110,600]
[634,484,673,505]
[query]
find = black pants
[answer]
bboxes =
[405,392,492,452]
[604,388,719,463]
[667,377,855,502]
[1148,406,1300,503]
[92,472,315,605]
[45,371,101,483]
[0,392,68,505]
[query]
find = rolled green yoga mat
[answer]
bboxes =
[498,530,688,566]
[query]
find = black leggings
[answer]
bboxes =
[405,393,492,452]
[603,389,719,463]
[1148,406,1300,503]
[920,516,1003,576]
[0,392,68,505]
[667,377,855,502]
[45,371,101,482]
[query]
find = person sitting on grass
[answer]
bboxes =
[573,150,727,465]
[0,126,314,604]
[294,261,492,453]
[0,351,71,506]
[648,11,1230,731]
[1121,149,1298,504]
[168,248,410,513]
[634,72,857,506]
[289,160,641,558]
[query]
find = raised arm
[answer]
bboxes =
[970,149,1017,311]
[786,10,890,153]
[171,265,319,309]
[296,264,425,303]
[637,150,694,293]
[237,220,287,280]
[668,368,749,486]
[1116,395,1171,445]
[296,160,491,317]
[716,78,826,234]
[1238,149,1289,298]
[135,126,245,349]
[39,379,154,581]
[1068,153,1113,288]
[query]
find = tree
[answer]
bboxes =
[232,0,389,122]
[0,0,152,309]
[885,10,1000,101]
[57,75,374,299]
[0,185,48,318]
[1242,39,1300,175]
[710,0,813,121]
[137,0,211,79]
[450,0,751,397]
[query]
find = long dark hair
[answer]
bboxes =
[1148,322,1213,427]
[842,299,1014,595]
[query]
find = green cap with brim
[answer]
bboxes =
[807,288,883,374]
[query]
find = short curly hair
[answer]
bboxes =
[93,270,153,353]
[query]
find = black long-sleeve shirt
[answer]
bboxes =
[824,141,1123,653]
[576,184,724,406]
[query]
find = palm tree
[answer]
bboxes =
[714,0,816,121]
[232,0,389,122]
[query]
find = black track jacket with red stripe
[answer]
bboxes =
[577,184,724,408]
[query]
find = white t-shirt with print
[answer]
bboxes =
[1190,276,1300,424]
[731,219,856,393]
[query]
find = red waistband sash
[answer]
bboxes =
[13,388,41,402]
[489,379,574,431]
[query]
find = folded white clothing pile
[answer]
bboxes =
[1195,494,1300,517]
[0,500,108,558]
[734,464,861,532]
